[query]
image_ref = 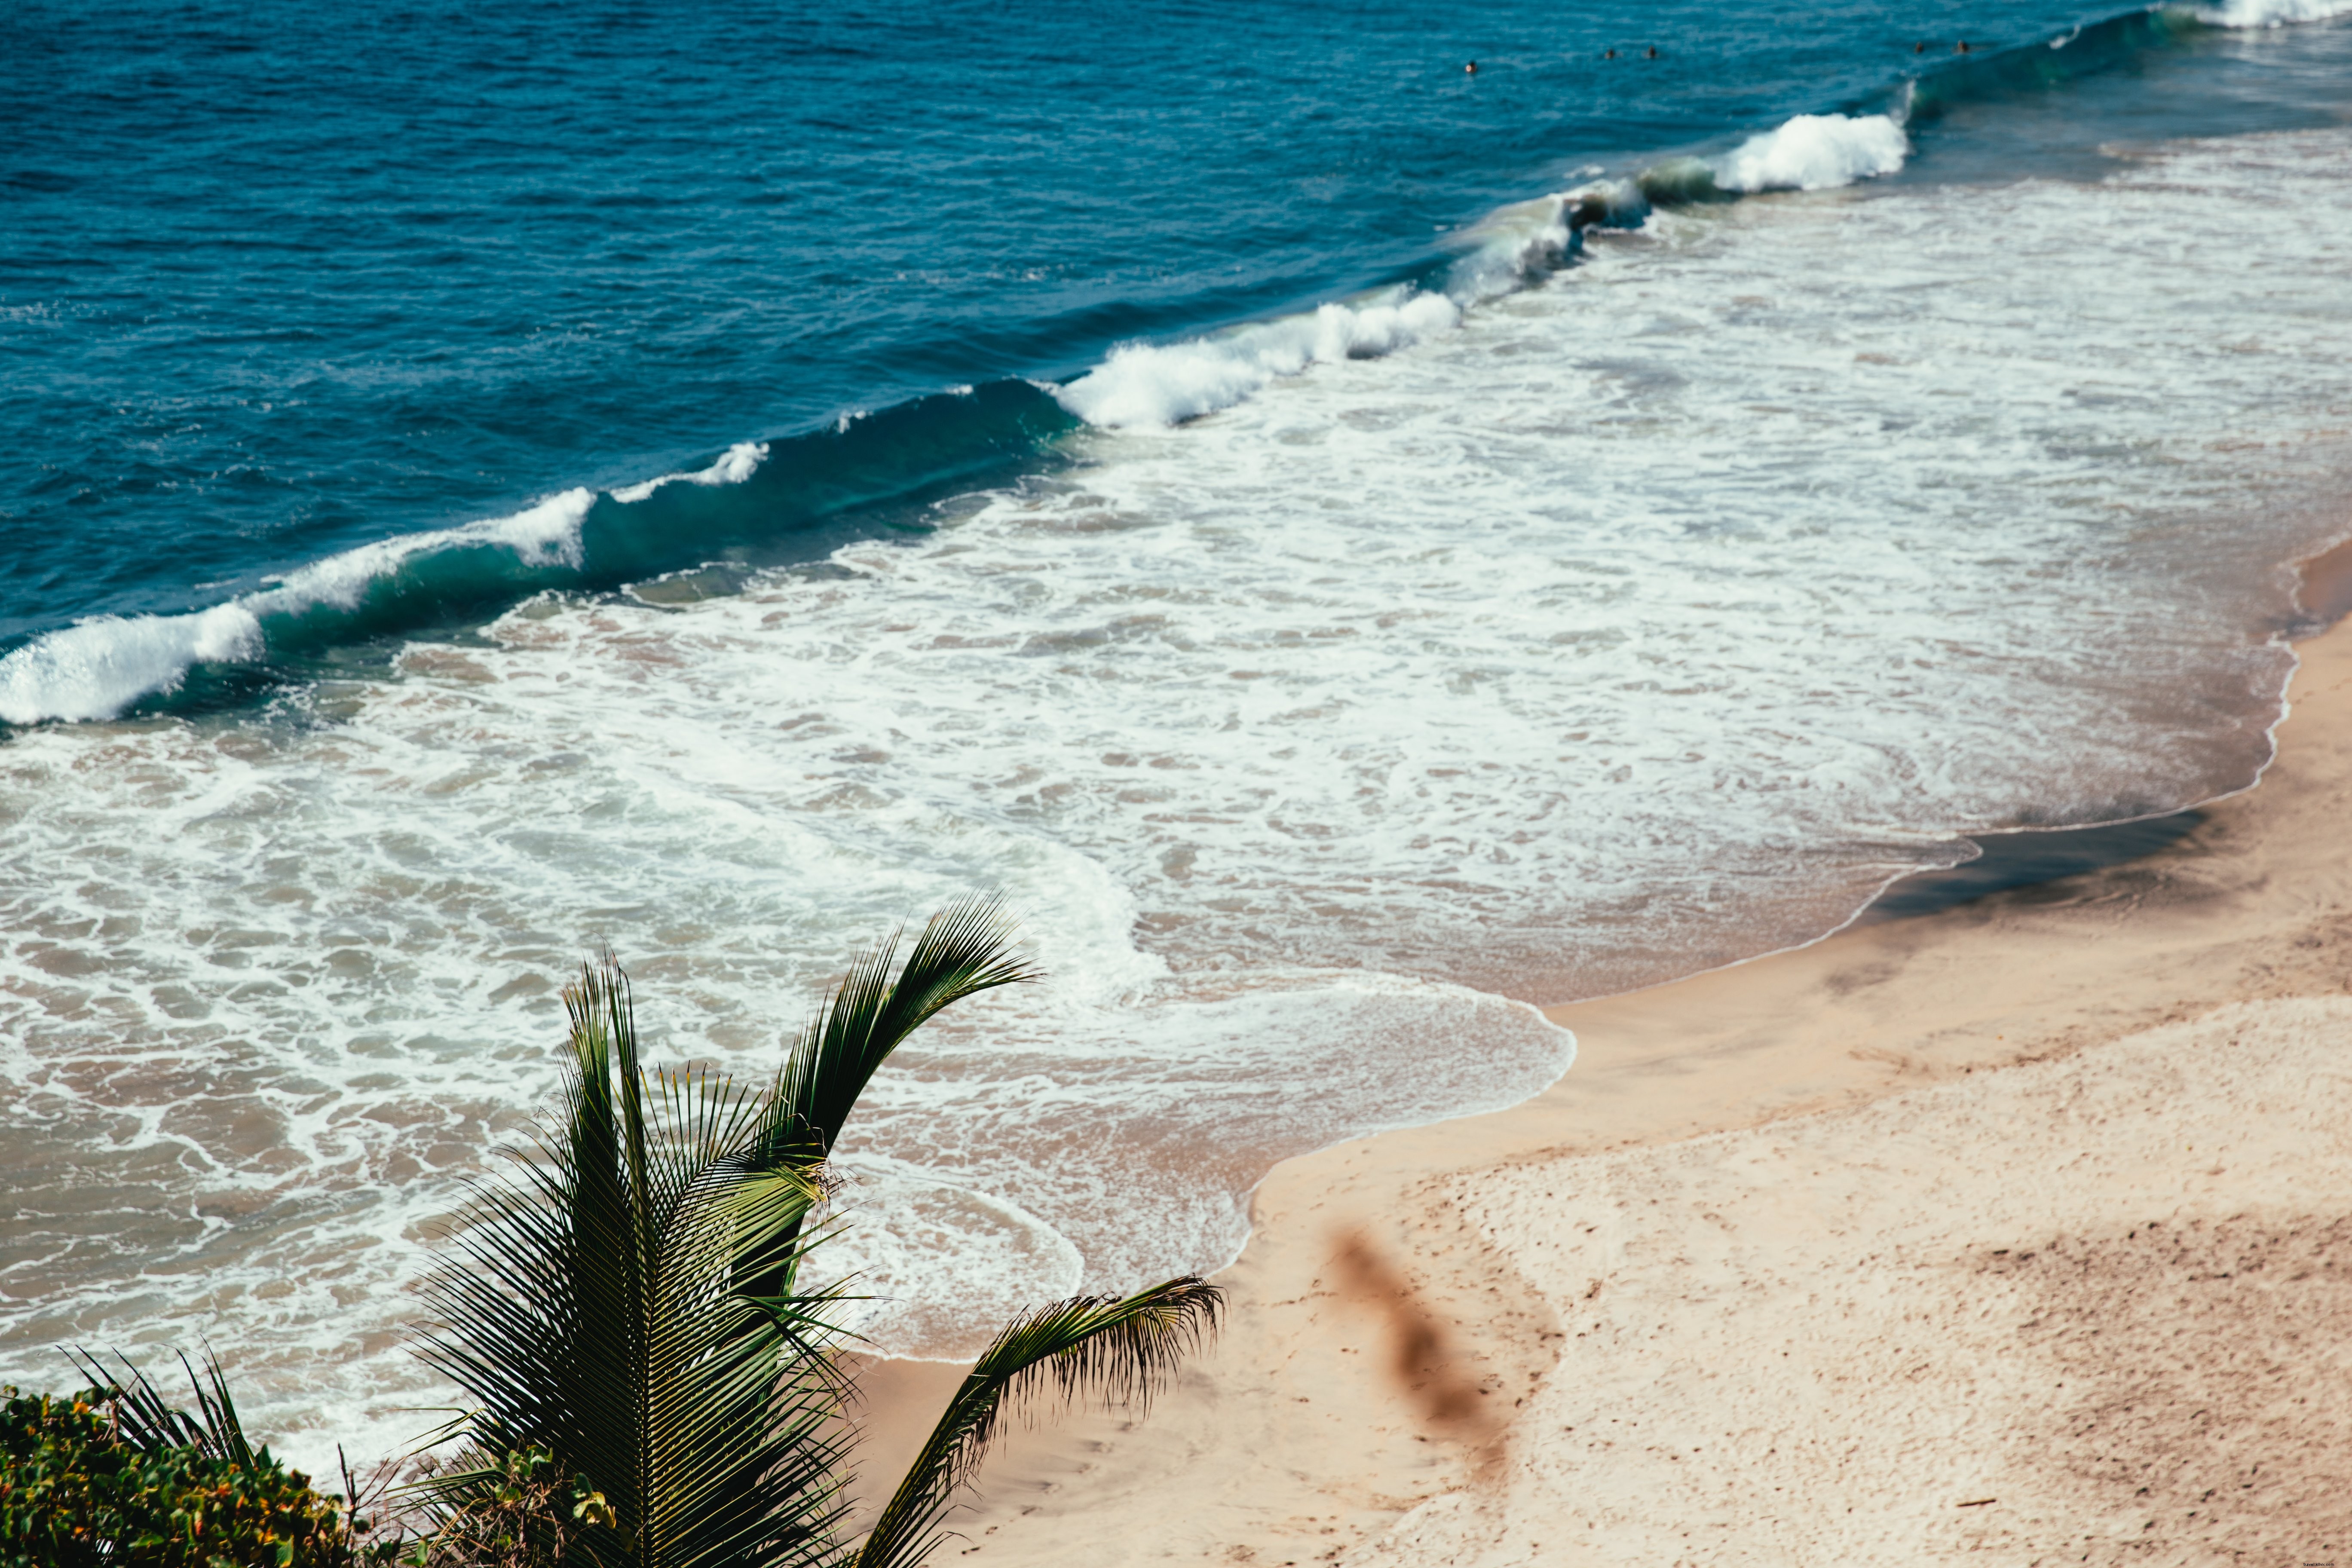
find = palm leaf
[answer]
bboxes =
[774,897,1036,1163]
[415,956,856,1568]
[851,1277,1223,1568]
[406,912,1200,1568]
[65,1347,261,1469]
[736,897,1035,1304]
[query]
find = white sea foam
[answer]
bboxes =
[1445,193,1580,303]
[0,488,594,725]
[1054,290,1460,428]
[608,440,768,504]
[2202,0,2352,24]
[6,129,2352,1473]
[1711,112,1910,192]
[1057,108,1910,434]
[0,603,263,725]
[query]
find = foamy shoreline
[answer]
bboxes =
[896,565,2352,1563]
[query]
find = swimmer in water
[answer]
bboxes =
[1915,40,1928,52]
[1464,59,1478,74]
[1646,44,1657,58]
[1603,47,1617,59]
[1956,39,1973,52]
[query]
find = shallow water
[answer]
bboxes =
[4,0,2352,1471]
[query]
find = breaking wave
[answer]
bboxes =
[7,0,2348,724]
[1712,113,1911,192]
[0,385,1076,726]
[2203,0,2352,24]
[1055,292,1464,429]
[0,491,593,726]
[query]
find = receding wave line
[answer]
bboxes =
[3,0,2342,728]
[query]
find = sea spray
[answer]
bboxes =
[1710,113,1912,192]
[1054,292,1463,429]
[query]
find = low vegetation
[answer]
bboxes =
[1,901,1220,1568]
[0,1358,363,1568]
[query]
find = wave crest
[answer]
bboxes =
[1054,291,1462,429]
[2200,0,2352,24]
[609,440,769,505]
[0,604,264,726]
[0,489,596,725]
[1712,113,1911,193]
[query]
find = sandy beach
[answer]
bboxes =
[858,577,2352,1565]
[18,9,2352,1563]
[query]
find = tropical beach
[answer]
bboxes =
[923,558,2352,1565]
[6,0,2352,1562]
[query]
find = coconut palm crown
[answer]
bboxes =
[412,900,1221,1568]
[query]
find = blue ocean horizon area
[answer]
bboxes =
[10,0,2349,693]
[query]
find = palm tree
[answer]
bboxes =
[413,900,1221,1568]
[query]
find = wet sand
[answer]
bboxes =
[851,587,2352,1565]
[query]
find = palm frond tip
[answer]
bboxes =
[851,1276,1222,1568]
[776,896,1038,1163]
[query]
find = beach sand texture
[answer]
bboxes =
[896,594,2352,1563]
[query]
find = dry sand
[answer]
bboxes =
[859,596,2352,1566]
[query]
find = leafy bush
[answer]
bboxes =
[0,1383,356,1568]
[396,1445,613,1568]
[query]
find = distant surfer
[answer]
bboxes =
[1915,41,1928,52]
[1956,39,1973,52]
[1603,47,1617,59]
[1646,44,1658,58]
[1568,190,1612,230]
[1465,59,1479,74]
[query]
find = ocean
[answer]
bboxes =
[3,0,2350,1467]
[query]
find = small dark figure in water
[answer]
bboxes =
[1464,60,1478,74]
[1956,39,1973,52]
[1646,44,1658,58]
[1914,40,1928,52]
[1603,47,1617,58]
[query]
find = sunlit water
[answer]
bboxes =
[4,0,2352,1471]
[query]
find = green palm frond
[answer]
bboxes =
[773,897,1037,1164]
[851,1277,1223,1568]
[64,1347,261,1470]
[415,956,854,1568]
[406,907,1211,1568]
[734,898,1035,1303]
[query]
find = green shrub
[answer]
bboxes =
[0,1384,356,1568]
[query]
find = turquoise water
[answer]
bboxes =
[4,0,2352,1464]
[9,0,2351,709]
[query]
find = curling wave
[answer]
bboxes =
[1054,190,1586,430]
[1047,103,1915,435]
[0,383,1076,726]
[8,0,2349,726]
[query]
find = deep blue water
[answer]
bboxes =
[4,0,2349,664]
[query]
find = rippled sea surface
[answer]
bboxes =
[4,0,2351,1467]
